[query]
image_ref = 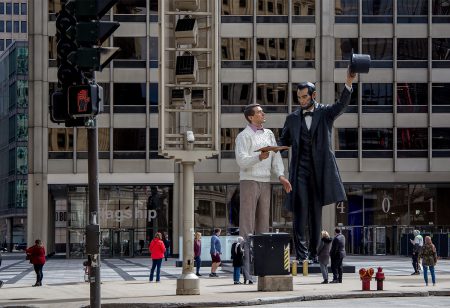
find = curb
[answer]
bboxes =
[93,290,450,308]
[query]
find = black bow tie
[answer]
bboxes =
[303,111,313,117]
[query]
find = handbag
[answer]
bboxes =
[26,253,31,260]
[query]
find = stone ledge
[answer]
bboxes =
[257,275,293,291]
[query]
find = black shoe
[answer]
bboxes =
[209,273,214,277]
[329,280,339,284]
[234,281,242,284]
[248,280,253,284]
[321,280,328,284]
[0,280,4,288]
[196,273,202,277]
[338,280,342,283]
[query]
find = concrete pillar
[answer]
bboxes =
[27,0,50,252]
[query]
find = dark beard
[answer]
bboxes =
[300,100,315,110]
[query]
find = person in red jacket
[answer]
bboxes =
[149,232,166,282]
[26,239,46,287]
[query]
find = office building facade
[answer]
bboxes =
[26,0,450,258]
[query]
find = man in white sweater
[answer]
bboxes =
[235,103,292,283]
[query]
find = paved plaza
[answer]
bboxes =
[0,254,449,307]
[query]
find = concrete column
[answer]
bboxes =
[176,162,199,295]
[27,0,50,252]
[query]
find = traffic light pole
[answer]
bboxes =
[87,120,101,308]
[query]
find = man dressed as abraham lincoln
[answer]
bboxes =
[279,69,356,263]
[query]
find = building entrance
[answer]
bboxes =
[101,229,134,258]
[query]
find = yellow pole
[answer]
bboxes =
[302,260,309,276]
[291,260,297,276]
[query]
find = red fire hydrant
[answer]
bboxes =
[375,267,385,290]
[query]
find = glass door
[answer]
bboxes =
[374,226,386,255]
[112,229,134,257]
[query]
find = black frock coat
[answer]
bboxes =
[278,87,352,212]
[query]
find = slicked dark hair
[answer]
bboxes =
[297,82,316,96]
[335,227,341,234]
[243,103,261,123]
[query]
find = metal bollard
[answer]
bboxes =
[302,260,309,276]
[291,260,298,276]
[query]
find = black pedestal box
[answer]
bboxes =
[250,233,290,276]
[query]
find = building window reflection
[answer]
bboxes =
[362,128,393,158]
[292,38,315,68]
[398,0,428,23]
[362,83,393,113]
[48,128,74,159]
[335,128,358,158]
[335,83,358,113]
[113,128,146,159]
[397,128,428,158]
[397,38,428,68]
[256,83,288,112]
[221,83,253,113]
[432,38,450,68]
[335,0,359,23]
[397,83,428,113]
[363,0,393,23]
[362,38,393,68]
[335,38,358,68]
[432,128,450,157]
[432,83,450,112]
[76,128,110,159]
[113,37,147,68]
[113,83,146,113]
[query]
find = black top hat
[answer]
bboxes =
[350,50,371,74]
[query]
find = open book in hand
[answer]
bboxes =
[254,146,290,153]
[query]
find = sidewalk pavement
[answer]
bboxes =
[1,269,449,308]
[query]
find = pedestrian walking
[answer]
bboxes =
[209,228,222,277]
[419,236,438,286]
[231,237,244,284]
[163,232,171,261]
[410,230,423,275]
[149,232,166,282]
[330,228,346,283]
[317,230,332,284]
[194,232,202,276]
[26,239,46,287]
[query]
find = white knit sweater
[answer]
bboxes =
[235,126,285,182]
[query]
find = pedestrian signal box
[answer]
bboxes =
[68,84,103,117]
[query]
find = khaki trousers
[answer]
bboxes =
[239,180,271,281]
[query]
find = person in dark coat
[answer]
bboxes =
[330,228,346,283]
[26,239,46,287]
[317,230,332,284]
[278,69,356,262]
[231,237,244,284]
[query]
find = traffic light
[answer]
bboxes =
[68,83,103,117]
[51,1,83,123]
[66,0,120,72]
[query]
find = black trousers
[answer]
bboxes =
[331,257,343,282]
[293,176,322,261]
[34,264,44,284]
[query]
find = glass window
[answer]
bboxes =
[432,38,450,61]
[76,128,110,153]
[20,21,26,33]
[48,0,62,16]
[256,38,288,61]
[397,128,428,157]
[48,128,74,159]
[195,185,228,233]
[113,37,147,68]
[363,185,409,226]
[221,38,252,60]
[5,2,11,14]
[6,20,11,32]
[397,38,428,67]
[335,83,358,112]
[256,83,289,112]
[14,21,19,33]
[257,0,288,15]
[114,0,147,18]
[0,20,4,32]
[336,185,363,227]
[0,39,4,51]
[432,83,450,113]
[398,0,428,15]
[292,38,315,67]
[221,83,253,112]
[362,38,393,62]
[16,113,28,142]
[113,83,146,113]
[13,3,19,14]
[335,128,358,158]
[335,38,358,68]
[292,0,315,15]
[113,128,146,158]
[409,184,441,226]
[221,128,241,152]
[433,0,450,14]
[0,3,4,14]
[362,128,393,157]
[432,128,450,149]
[222,0,253,15]
[363,0,393,15]
[362,83,393,113]
[21,3,26,15]
[335,0,358,22]
[397,83,428,113]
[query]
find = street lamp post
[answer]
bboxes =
[159,0,219,295]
